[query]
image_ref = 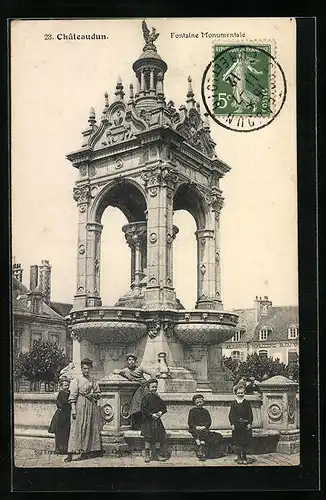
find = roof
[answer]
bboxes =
[50,302,73,318]
[12,276,64,321]
[251,306,299,343]
[221,305,299,345]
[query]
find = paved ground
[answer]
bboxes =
[15,452,300,468]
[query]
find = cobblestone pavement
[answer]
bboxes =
[14,453,300,468]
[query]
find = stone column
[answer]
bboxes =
[213,198,223,308]
[73,184,91,308]
[195,229,216,309]
[149,69,155,94]
[140,70,145,94]
[143,165,178,309]
[122,221,147,290]
[85,221,103,307]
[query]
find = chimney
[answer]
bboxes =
[13,261,23,282]
[38,260,52,305]
[254,295,273,322]
[30,265,38,291]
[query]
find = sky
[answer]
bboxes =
[11,18,298,310]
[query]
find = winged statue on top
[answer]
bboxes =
[142,20,160,46]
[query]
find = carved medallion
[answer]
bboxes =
[79,244,85,255]
[101,403,114,422]
[268,403,283,421]
[149,232,157,243]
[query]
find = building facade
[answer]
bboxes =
[220,296,299,365]
[12,260,73,359]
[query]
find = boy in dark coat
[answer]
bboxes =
[229,383,253,465]
[188,394,224,461]
[140,378,168,463]
[48,378,71,454]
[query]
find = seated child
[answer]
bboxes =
[140,378,168,463]
[188,394,224,461]
[229,383,253,465]
[48,377,71,454]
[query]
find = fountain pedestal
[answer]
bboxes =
[98,375,139,455]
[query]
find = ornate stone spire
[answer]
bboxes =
[101,92,109,119]
[132,20,168,111]
[114,76,125,100]
[88,107,96,126]
[186,76,196,107]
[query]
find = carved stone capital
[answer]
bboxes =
[73,184,91,205]
[122,221,147,249]
[142,165,179,192]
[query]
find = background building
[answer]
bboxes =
[220,296,299,365]
[12,259,73,359]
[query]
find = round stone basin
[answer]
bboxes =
[70,307,147,344]
[174,310,239,346]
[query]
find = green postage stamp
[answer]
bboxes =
[202,41,287,132]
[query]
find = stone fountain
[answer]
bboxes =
[66,21,239,444]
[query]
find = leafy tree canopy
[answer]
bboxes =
[14,340,70,383]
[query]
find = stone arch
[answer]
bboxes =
[173,182,207,230]
[90,178,147,224]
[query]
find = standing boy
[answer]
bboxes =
[140,378,168,463]
[229,383,253,465]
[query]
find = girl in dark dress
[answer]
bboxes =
[140,378,168,463]
[188,394,224,461]
[229,383,253,465]
[48,378,71,454]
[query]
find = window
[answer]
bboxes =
[258,350,268,359]
[259,328,269,341]
[31,332,42,345]
[288,326,298,340]
[231,350,241,360]
[50,334,59,345]
[231,330,242,342]
[13,329,22,351]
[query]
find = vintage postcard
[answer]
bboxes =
[11,18,301,472]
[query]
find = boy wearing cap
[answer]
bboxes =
[229,383,253,465]
[117,353,155,428]
[188,394,224,461]
[140,378,168,463]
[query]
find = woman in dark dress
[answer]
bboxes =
[188,394,224,461]
[48,378,71,454]
[229,383,253,465]
[140,378,168,463]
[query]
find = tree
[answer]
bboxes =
[18,340,70,383]
[13,350,26,382]
[222,353,290,383]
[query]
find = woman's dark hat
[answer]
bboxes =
[192,394,204,404]
[147,378,158,386]
[126,353,137,360]
[81,358,93,367]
